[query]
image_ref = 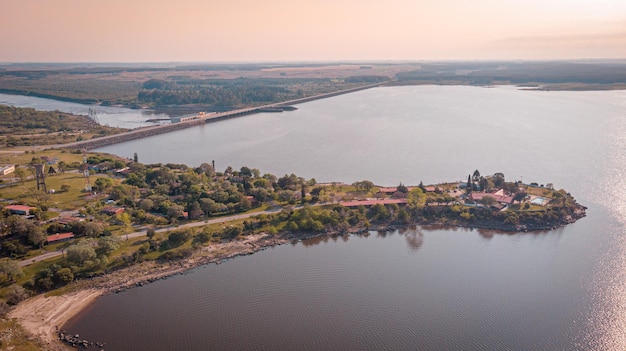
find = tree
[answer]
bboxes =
[352,180,375,192]
[407,188,426,209]
[93,177,114,192]
[14,167,26,186]
[116,212,132,240]
[97,236,121,255]
[28,187,51,210]
[397,208,410,223]
[0,259,23,284]
[146,227,156,239]
[27,226,46,248]
[478,195,497,206]
[166,204,185,223]
[66,244,96,266]
[54,268,74,285]
[397,183,409,194]
[513,192,528,204]
[82,221,106,237]
[139,198,155,211]
[472,169,481,182]
[5,284,29,305]
[467,174,473,193]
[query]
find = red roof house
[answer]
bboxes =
[4,205,35,215]
[47,232,75,244]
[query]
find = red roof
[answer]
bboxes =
[341,199,407,207]
[47,232,75,243]
[56,216,82,224]
[102,206,125,215]
[470,192,513,204]
[5,205,34,212]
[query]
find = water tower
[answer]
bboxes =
[34,163,47,193]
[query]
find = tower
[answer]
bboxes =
[83,149,92,193]
[34,163,47,193]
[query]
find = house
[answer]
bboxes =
[4,205,35,215]
[102,206,125,216]
[47,232,75,244]
[470,189,513,205]
[0,165,15,176]
[55,216,84,226]
[114,167,131,176]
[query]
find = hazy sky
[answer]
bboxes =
[1,0,625,62]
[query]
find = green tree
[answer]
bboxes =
[27,225,46,248]
[66,244,97,266]
[472,169,481,182]
[116,212,132,240]
[97,236,121,255]
[397,183,409,194]
[54,267,74,285]
[14,167,26,186]
[407,188,426,209]
[146,227,156,239]
[0,259,23,284]
[5,284,29,305]
[352,180,375,192]
[93,177,114,192]
[478,195,497,206]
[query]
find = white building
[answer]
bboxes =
[0,165,15,176]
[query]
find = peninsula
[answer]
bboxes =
[0,144,586,349]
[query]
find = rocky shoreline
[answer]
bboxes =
[9,204,587,350]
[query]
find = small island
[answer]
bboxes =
[0,145,585,349]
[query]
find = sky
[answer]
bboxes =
[1,0,625,62]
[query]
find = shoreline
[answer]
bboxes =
[8,232,293,349]
[7,203,586,349]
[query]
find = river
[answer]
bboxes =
[62,85,626,350]
[0,92,171,129]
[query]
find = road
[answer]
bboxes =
[18,208,281,267]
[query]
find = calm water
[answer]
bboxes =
[64,86,626,350]
[0,93,171,129]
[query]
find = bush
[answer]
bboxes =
[5,285,29,305]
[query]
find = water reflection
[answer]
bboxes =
[295,226,424,251]
[403,229,424,251]
[582,108,626,350]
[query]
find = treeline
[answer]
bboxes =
[0,105,97,133]
[395,62,626,85]
[138,78,313,108]
[0,105,125,146]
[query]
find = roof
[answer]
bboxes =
[5,205,34,212]
[102,206,125,215]
[55,216,83,225]
[341,198,407,207]
[470,192,513,204]
[47,232,75,243]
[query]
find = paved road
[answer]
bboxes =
[19,208,281,267]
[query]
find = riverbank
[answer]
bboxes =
[8,232,294,349]
[7,199,588,349]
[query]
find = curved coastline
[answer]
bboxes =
[9,197,586,350]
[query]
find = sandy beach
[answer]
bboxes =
[9,289,103,350]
